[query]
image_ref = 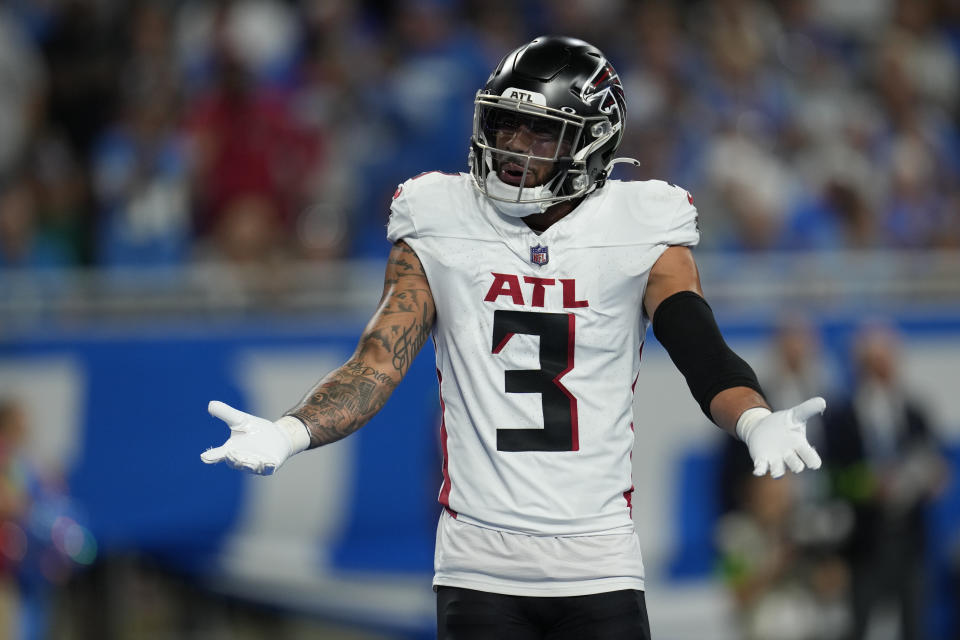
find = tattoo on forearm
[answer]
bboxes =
[391,302,432,373]
[386,256,416,272]
[288,241,435,449]
[290,359,398,448]
[343,359,395,386]
[363,328,393,353]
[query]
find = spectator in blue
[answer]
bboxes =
[91,81,191,269]
[91,4,191,269]
[349,0,490,257]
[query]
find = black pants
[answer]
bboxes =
[436,586,651,640]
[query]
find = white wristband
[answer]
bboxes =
[276,415,311,455]
[735,407,772,442]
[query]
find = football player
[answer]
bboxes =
[202,36,825,639]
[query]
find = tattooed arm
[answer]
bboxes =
[201,241,435,474]
[287,240,436,448]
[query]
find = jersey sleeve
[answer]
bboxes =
[659,183,700,248]
[386,180,418,243]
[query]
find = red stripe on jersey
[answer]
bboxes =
[492,332,514,354]
[551,313,579,451]
[624,345,643,516]
[632,344,644,392]
[436,369,456,517]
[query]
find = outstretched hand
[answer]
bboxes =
[201,401,309,475]
[736,397,826,478]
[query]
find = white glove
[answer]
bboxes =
[201,400,310,475]
[736,397,826,478]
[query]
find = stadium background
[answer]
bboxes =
[0,0,958,638]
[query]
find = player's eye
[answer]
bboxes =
[485,109,556,135]
[528,120,560,137]
[489,112,523,132]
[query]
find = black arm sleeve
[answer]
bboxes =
[651,290,764,422]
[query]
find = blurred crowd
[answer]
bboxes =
[1,3,958,637]
[0,0,958,273]
[716,318,955,640]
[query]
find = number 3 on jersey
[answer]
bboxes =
[491,310,579,452]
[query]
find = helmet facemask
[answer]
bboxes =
[471,94,618,214]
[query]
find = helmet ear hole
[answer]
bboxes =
[590,122,612,138]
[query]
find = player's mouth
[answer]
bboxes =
[499,162,528,186]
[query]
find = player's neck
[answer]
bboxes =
[522,198,583,234]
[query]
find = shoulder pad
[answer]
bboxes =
[387,172,487,242]
[606,180,700,247]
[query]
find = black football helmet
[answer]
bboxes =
[470,35,631,209]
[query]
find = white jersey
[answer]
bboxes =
[387,171,699,594]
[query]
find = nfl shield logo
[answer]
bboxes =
[530,244,549,266]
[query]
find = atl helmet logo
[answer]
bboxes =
[502,87,547,106]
